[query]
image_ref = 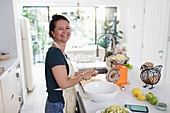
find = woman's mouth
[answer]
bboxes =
[61,35,68,37]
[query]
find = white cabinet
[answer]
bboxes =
[0,84,4,113]
[0,59,20,113]
[4,90,20,113]
[1,67,18,108]
[0,0,23,112]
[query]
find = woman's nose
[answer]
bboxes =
[62,28,67,33]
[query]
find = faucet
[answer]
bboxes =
[96,34,116,57]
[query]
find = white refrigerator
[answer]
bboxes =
[20,17,35,91]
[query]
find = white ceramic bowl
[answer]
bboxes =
[0,53,10,60]
[83,81,119,102]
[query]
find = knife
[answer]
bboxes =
[79,82,85,93]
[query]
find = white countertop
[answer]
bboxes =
[77,68,170,113]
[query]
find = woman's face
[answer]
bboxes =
[52,20,71,43]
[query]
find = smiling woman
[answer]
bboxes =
[49,6,96,48]
[44,14,98,113]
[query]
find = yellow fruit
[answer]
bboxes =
[132,88,143,96]
[137,93,146,100]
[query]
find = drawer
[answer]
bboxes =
[5,90,20,113]
[1,68,18,108]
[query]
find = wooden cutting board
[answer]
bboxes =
[0,67,4,75]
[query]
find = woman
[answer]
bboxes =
[45,14,98,113]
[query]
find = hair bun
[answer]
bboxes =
[52,14,58,20]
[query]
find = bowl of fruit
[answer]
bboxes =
[106,54,129,67]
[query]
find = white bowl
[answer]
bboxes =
[83,81,119,102]
[0,53,10,60]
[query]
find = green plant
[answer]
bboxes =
[105,51,113,57]
[22,8,51,63]
[98,35,112,61]
[104,21,123,45]
[98,36,111,49]
[22,9,36,23]
[124,63,132,70]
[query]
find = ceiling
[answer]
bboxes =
[18,0,128,7]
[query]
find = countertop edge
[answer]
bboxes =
[0,58,20,80]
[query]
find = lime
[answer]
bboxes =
[146,92,154,101]
[149,96,158,105]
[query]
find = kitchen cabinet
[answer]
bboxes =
[0,84,4,113]
[0,0,24,112]
[0,58,20,113]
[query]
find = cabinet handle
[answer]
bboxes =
[16,73,19,77]
[8,69,11,73]
[11,94,14,100]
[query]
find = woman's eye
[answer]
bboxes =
[57,27,70,30]
[58,28,63,30]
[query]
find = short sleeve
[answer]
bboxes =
[46,48,66,68]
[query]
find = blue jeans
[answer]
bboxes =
[45,100,64,113]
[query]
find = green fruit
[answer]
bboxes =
[146,92,154,101]
[149,96,158,105]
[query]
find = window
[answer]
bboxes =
[49,7,95,49]
[96,7,117,41]
[22,6,50,63]
[22,6,117,63]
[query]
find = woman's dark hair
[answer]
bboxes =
[49,14,70,39]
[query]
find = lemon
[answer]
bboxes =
[132,88,143,96]
[137,93,146,100]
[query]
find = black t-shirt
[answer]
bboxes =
[45,47,69,103]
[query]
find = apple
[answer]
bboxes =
[146,92,154,101]
[149,96,158,105]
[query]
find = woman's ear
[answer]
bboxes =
[51,30,55,38]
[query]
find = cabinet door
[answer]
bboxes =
[5,90,20,113]
[0,84,4,113]
[1,67,18,109]
[142,0,169,65]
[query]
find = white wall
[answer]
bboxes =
[0,0,18,58]
[165,2,170,83]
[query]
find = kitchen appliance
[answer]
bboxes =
[20,17,35,91]
[140,62,163,89]
[106,56,129,86]
[106,65,129,86]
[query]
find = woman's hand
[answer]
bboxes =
[82,68,98,80]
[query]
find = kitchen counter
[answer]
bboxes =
[76,67,170,113]
[0,58,20,80]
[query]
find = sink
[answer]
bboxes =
[78,68,107,74]
[76,62,107,74]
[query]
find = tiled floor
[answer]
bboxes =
[20,63,47,113]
